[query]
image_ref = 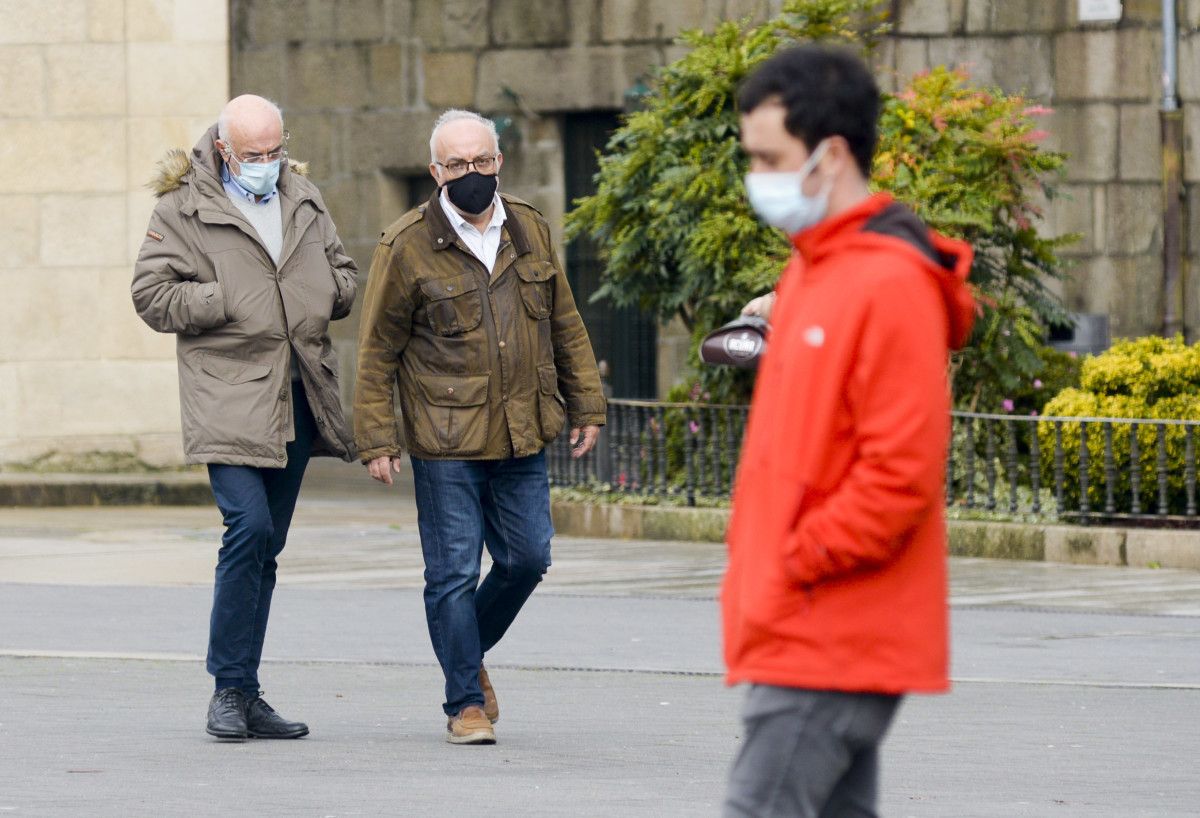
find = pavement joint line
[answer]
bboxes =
[0,650,724,677]
[5,652,1198,690]
[950,604,1200,618]
[538,592,716,602]
[951,676,1200,691]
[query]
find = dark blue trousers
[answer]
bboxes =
[410,452,554,716]
[206,380,315,696]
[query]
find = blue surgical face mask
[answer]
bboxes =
[744,140,831,235]
[233,158,281,196]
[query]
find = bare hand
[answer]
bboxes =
[570,425,601,459]
[366,455,404,485]
[741,292,776,322]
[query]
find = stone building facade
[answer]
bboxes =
[3,0,1200,468]
[883,0,1200,340]
[0,0,228,469]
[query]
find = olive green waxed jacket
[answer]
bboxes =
[131,126,358,467]
[353,192,606,461]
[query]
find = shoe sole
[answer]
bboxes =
[446,731,496,745]
[248,728,309,739]
[206,728,249,741]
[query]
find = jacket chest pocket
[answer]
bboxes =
[420,272,482,335]
[516,262,555,319]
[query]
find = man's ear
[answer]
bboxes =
[494,152,503,173]
[824,136,855,178]
[428,163,441,185]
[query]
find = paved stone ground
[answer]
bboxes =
[1,459,1198,816]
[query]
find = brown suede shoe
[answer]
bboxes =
[479,665,499,723]
[446,705,496,745]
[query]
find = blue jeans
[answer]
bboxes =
[206,380,315,697]
[410,451,554,716]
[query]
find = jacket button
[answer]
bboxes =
[447,285,454,292]
[498,341,506,349]
[447,387,455,395]
[437,237,444,244]
[276,453,286,461]
[278,388,288,401]
[502,394,508,401]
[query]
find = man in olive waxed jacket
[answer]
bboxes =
[354,109,605,745]
[132,94,357,742]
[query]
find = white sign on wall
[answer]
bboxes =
[1078,0,1122,22]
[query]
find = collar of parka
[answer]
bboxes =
[147,123,311,206]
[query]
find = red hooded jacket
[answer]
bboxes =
[722,193,976,694]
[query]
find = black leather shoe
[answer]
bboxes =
[206,688,249,740]
[246,696,309,739]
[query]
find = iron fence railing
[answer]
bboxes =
[546,399,749,505]
[948,411,1200,524]
[548,401,1200,525]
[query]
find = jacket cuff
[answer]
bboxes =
[331,270,355,320]
[568,413,606,429]
[784,523,832,587]
[354,424,402,463]
[358,446,402,464]
[196,281,229,329]
[567,395,607,419]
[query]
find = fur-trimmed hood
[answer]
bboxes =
[147,125,309,198]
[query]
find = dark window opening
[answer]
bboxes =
[563,112,658,399]
[379,169,438,225]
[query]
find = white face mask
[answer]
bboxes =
[744,140,831,235]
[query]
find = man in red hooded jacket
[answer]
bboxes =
[722,46,977,817]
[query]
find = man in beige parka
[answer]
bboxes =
[132,94,357,742]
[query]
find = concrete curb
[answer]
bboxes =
[0,473,212,507]
[550,501,1200,571]
[550,500,729,543]
[3,479,1195,571]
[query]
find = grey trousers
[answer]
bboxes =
[723,685,902,818]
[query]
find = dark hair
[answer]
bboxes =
[737,44,880,177]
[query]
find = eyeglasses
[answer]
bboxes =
[226,131,290,165]
[436,155,497,176]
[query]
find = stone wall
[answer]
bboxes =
[5,0,1196,469]
[230,1,1200,407]
[228,0,789,404]
[883,0,1200,341]
[0,0,228,469]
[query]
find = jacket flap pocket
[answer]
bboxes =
[420,272,478,302]
[516,262,555,283]
[537,364,558,395]
[417,373,490,407]
[201,354,271,385]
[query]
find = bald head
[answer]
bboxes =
[216,95,284,165]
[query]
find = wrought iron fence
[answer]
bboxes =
[546,399,749,505]
[948,411,1200,524]
[548,401,1200,525]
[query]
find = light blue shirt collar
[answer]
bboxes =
[221,162,278,205]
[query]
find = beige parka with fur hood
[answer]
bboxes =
[131,125,358,466]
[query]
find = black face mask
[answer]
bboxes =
[444,171,499,215]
